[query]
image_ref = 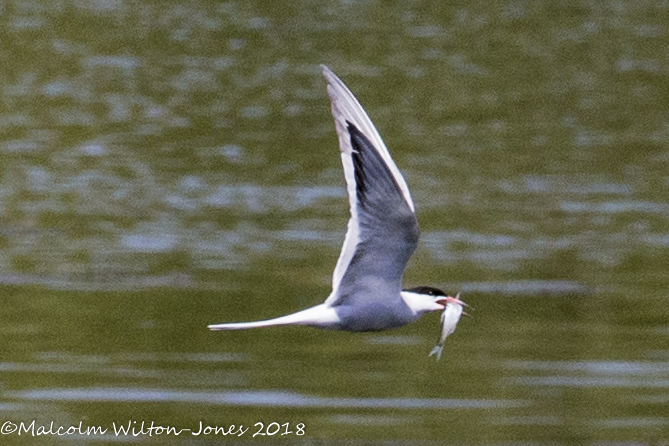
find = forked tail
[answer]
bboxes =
[208,317,291,330]
[208,304,339,331]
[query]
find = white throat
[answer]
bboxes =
[400,291,445,315]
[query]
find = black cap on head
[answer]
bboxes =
[404,286,447,297]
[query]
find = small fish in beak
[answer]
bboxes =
[429,293,469,361]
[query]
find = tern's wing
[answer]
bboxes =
[322,66,419,308]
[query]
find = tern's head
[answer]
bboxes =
[401,286,468,314]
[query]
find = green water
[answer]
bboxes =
[1,1,668,444]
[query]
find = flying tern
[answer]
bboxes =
[209,65,468,338]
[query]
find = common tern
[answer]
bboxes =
[209,65,468,341]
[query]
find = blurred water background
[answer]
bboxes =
[1,0,668,444]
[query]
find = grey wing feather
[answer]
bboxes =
[321,65,419,308]
[334,123,419,307]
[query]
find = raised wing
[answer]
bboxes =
[321,66,419,307]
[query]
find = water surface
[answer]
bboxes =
[1,1,668,444]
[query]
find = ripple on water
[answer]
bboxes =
[8,387,526,410]
[503,360,669,388]
[453,280,588,295]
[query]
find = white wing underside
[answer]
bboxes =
[321,65,416,305]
